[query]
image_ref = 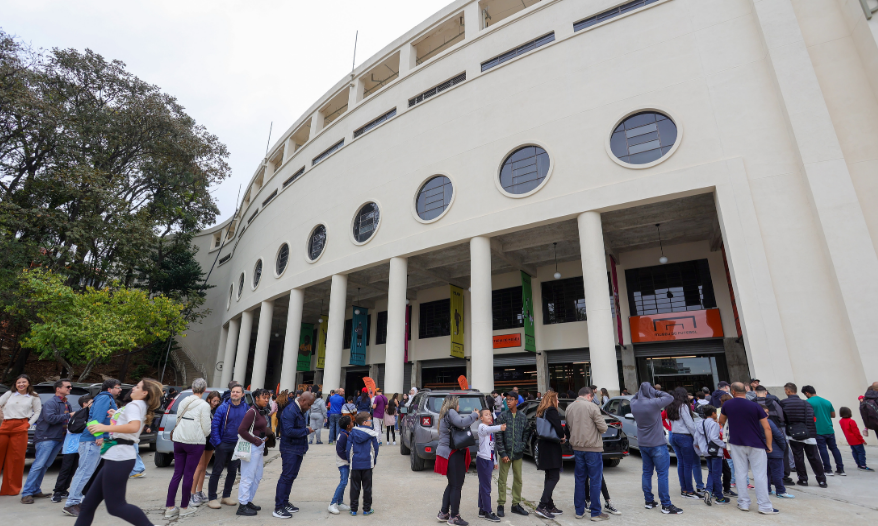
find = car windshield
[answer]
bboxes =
[168,390,253,414]
[426,395,485,414]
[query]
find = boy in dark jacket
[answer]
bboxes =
[763,406,794,498]
[494,393,533,517]
[346,412,380,516]
[328,416,354,514]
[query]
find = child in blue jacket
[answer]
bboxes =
[328,416,354,515]
[345,412,380,516]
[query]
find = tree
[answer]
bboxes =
[8,268,188,381]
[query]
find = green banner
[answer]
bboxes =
[521,271,535,352]
[316,320,328,369]
[349,307,368,366]
[450,285,465,358]
[296,323,314,371]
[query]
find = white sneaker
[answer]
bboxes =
[393,441,397,445]
[328,503,339,515]
[338,503,351,511]
[164,507,179,518]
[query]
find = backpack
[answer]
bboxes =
[861,400,878,431]
[68,406,91,434]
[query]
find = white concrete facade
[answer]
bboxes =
[181,0,878,431]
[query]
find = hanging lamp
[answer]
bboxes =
[553,242,561,279]
[318,298,324,324]
[354,288,361,315]
[656,224,668,264]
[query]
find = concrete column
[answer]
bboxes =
[220,318,240,387]
[413,361,423,390]
[279,289,305,392]
[536,351,549,395]
[323,274,348,391]
[233,309,255,386]
[249,300,274,389]
[310,110,325,140]
[578,211,620,396]
[214,324,229,385]
[470,236,494,392]
[464,0,481,35]
[313,370,324,387]
[385,257,408,395]
[620,344,636,394]
[398,43,416,76]
[347,81,362,111]
[369,364,380,387]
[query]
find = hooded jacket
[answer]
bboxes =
[346,424,380,470]
[630,382,674,448]
[80,391,118,443]
[309,397,327,421]
[860,389,878,432]
[211,398,250,446]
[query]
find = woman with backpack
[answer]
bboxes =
[435,396,479,526]
[165,379,212,519]
[384,394,398,445]
[534,391,570,520]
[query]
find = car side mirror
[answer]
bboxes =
[624,413,635,420]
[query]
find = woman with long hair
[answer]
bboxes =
[165,379,211,518]
[435,395,479,525]
[74,378,162,526]
[667,387,704,499]
[235,388,271,516]
[600,388,610,406]
[0,374,40,495]
[384,394,398,445]
[190,390,222,505]
[273,390,290,439]
[534,392,569,519]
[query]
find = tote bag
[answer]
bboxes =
[446,415,475,450]
[233,408,256,462]
[536,416,561,443]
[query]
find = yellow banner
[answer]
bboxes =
[316,320,328,369]
[450,285,465,358]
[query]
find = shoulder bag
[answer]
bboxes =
[170,397,196,442]
[786,421,809,441]
[233,408,257,462]
[702,421,721,457]
[446,413,476,450]
[536,412,561,443]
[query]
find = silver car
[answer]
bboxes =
[154,387,253,467]
[603,395,674,456]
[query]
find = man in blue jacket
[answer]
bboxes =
[328,388,345,444]
[63,378,120,517]
[22,379,72,504]
[274,391,315,519]
[208,384,249,508]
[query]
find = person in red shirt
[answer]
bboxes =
[839,407,872,471]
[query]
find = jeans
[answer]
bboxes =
[331,465,350,505]
[640,445,671,507]
[706,456,723,499]
[851,444,867,468]
[816,433,844,473]
[238,442,264,505]
[66,441,103,506]
[574,450,603,518]
[73,459,151,526]
[790,440,826,483]
[130,443,144,475]
[166,442,205,508]
[22,440,63,496]
[208,442,240,500]
[328,414,341,443]
[730,444,772,512]
[275,450,304,509]
[766,457,786,494]
[670,433,699,493]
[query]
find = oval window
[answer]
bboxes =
[499,146,550,195]
[308,225,327,261]
[416,176,453,221]
[276,243,290,275]
[610,111,677,165]
[352,203,380,243]
[237,273,244,299]
[253,260,263,288]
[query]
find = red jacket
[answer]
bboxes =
[839,418,865,446]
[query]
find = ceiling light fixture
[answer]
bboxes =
[553,242,561,279]
[354,288,361,315]
[318,299,324,324]
[656,224,668,264]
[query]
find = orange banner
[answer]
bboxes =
[493,333,522,349]
[630,309,723,342]
[458,376,469,390]
[362,377,376,392]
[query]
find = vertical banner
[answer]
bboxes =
[296,323,314,371]
[316,319,328,369]
[610,255,624,345]
[349,307,368,366]
[404,305,411,363]
[450,285,465,358]
[521,271,536,352]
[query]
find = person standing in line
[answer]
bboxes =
[630,383,683,515]
[328,388,345,444]
[754,385,792,484]
[693,405,729,506]
[839,406,872,471]
[346,412,380,516]
[710,382,731,408]
[476,409,505,522]
[803,385,845,476]
[308,391,327,445]
[600,389,610,406]
[343,397,358,418]
[274,392,315,519]
[718,382,778,514]
[435,396,479,526]
[494,392,532,518]
[235,388,271,517]
[667,387,704,499]
[53,395,93,503]
[72,378,163,526]
[207,384,249,509]
[384,394,398,445]
[746,379,760,401]
[778,382,827,487]
[356,390,372,415]
[63,378,120,517]
[190,391,221,506]
[761,406,794,499]
[859,383,878,437]
[717,394,737,497]
[565,386,608,521]
[164,378,211,519]
[328,415,354,515]
[533,392,570,520]
[21,379,71,503]
[0,374,42,497]
[398,394,409,431]
[372,389,388,445]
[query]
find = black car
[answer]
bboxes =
[518,399,628,468]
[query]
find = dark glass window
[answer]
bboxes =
[499,146,550,195]
[253,260,262,287]
[376,311,388,345]
[312,139,344,166]
[573,0,660,31]
[610,111,677,165]
[409,72,466,107]
[354,108,397,138]
[541,277,587,324]
[481,33,555,72]
[419,299,451,339]
[237,273,244,298]
[493,287,524,330]
[283,167,305,188]
[353,203,380,243]
[343,315,371,349]
[416,176,453,221]
[308,225,326,260]
[276,243,289,275]
[625,259,717,316]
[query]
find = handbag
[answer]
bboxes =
[446,414,476,450]
[170,397,195,442]
[233,408,257,462]
[536,415,561,443]
[787,421,809,441]
[702,421,721,457]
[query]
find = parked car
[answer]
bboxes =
[399,388,489,471]
[26,383,90,458]
[154,387,254,467]
[603,395,674,457]
[518,399,628,467]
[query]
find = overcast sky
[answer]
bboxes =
[3,0,452,226]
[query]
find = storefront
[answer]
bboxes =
[633,339,729,392]
[492,352,539,395]
[421,358,467,390]
[545,348,624,397]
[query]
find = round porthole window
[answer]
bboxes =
[276,243,290,276]
[499,145,550,195]
[610,111,677,165]
[308,225,327,261]
[416,176,453,221]
[237,273,244,299]
[352,203,380,244]
[253,260,263,288]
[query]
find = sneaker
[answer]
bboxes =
[590,514,609,522]
[62,504,81,517]
[247,502,262,511]
[534,506,555,519]
[284,502,300,513]
[714,497,731,505]
[447,516,469,526]
[351,511,358,516]
[694,488,706,497]
[730,483,737,488]
[478,509,486,519]
[783,477,795,485]
[393,441,397,445]
[777,493,795,499]
[759,508,780,515]
[681,492,699,499]
[661,504,683,515]
[818,481,828,488]
[237,504,257,516]
[796,480,809,487]
[129,472,145,479]
[703,492,712,506]
[21,496,34,504]
[338,503,351,511]
[825,471,834,476]
[495,505,504,518]
[603,502,619,515]
[724,490,738,497]
[51,494,65,503]
[644,501,659,509]
[180,507,199,517]
[363,509,374,515]
[164,507,179,518]
[576,513,586,519]
[836,470,846,476]
[207,499,221,509]
[549,506,563,515]
[221,497,237,506]
[438,511,451,522]
[510,504,529,516]
[273,507,292,519]
[328,503,340,515]
[859,466,875,471]
[738,505,750,512]
[190,493,203,506]
[747,484,755,489]
[483,512,500,522]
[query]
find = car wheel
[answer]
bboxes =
[154,452,173,468]
[399,433,411,455]
[148,441,156,452]
[410,440,426,472]
[603,458,621,468]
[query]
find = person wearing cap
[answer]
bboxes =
[746,379,760,401]
[711,382,731,408]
